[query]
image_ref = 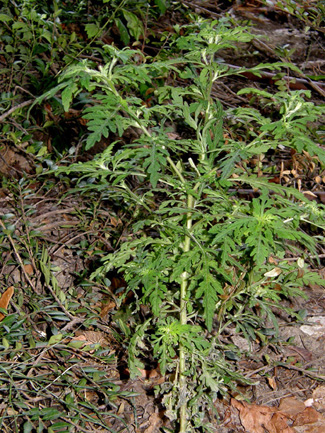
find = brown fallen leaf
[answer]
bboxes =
[72,330,109,346]
[110,216,122,227]
[231,398,295,433]
[293,407,320,426]
[137,366,161,379]
[100,300,116,319]
[272,411,296,433]
[267,376,277,390]
[84,390,99,404]
[0,286,14,321]
[23,264,34,275]
[279,396,306,417]
[143,412,163,433]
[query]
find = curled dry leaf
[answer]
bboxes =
[267,376,277,391]
[264,267,282,278]
[231,398,295,433]
[0,286,14,321]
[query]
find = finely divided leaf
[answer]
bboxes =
[196,271,222,332]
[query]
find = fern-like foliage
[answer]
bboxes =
[44,19,325,431]
[235,89,325,163]
[209,193,316,266]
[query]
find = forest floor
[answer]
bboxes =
[0,1,324,432]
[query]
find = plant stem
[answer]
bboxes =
[166,151,195,431]
[125,98,194,430]
[179,192,195,432]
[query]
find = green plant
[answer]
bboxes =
[234,88,325,162]
[38,19,325,431]
[0,0,172,166]
[0,0,64,89]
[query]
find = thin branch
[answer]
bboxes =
[0,99,34,122]
[226,63,325,97]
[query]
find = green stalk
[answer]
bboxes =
[164,153,195,431]
[179,192,195,432]
[124,96,194,429]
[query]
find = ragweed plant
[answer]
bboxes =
[38,19,325,432]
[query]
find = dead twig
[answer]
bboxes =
[226,63,325,96]
[277,361,325,381]
[0,99,34,123]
